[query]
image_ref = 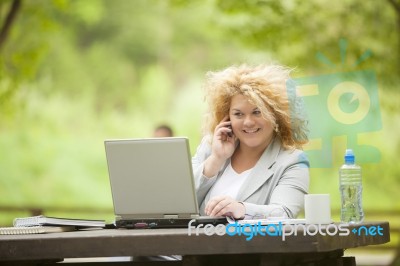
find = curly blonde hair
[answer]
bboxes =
[203,64,308,150]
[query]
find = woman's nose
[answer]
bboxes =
[243,115,255,127]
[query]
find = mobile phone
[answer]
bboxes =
[227,125,233,138]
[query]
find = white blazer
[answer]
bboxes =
[192,136,310,218]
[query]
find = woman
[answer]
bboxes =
[192,64,309,220]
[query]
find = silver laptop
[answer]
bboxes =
[104,137,225,228]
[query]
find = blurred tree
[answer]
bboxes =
[209,0,399,86]
[0,0,21,50]
[0,0,22,109]
[29,0,252,114]
[388,0,400,64]
[0,0,66,116]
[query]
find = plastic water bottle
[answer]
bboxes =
[339,149,364,223]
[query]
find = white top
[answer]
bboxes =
[208,162,253,200]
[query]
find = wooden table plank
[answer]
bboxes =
[0,221,390,263]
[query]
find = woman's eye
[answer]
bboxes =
[253,110,261,115]
[233,113,242,117]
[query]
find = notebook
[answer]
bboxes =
[104,137,226,229]
[13,215,106,228]
[0,226,75,235]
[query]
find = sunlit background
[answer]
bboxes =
[1,0,399,264]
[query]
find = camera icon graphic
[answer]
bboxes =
[290,70,382,168]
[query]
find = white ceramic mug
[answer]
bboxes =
[304,194,331,224]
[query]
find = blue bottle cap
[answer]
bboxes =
[344,149,355,164]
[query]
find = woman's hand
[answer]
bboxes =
[211,116,236,160]
[203,116,236,177]
[205,195,245,219]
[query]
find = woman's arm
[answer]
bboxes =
[191,136,218,204]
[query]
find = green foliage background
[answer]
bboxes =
[0,0,399,228]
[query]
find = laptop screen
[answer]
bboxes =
[104,137,200,219]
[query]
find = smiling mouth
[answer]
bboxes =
[243,128,261,134]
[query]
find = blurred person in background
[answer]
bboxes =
[153,124,174,138]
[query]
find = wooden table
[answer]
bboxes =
[0,221,390,266]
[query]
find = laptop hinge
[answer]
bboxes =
[164,214,179,219]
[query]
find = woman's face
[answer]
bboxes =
[229,94,274,151]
